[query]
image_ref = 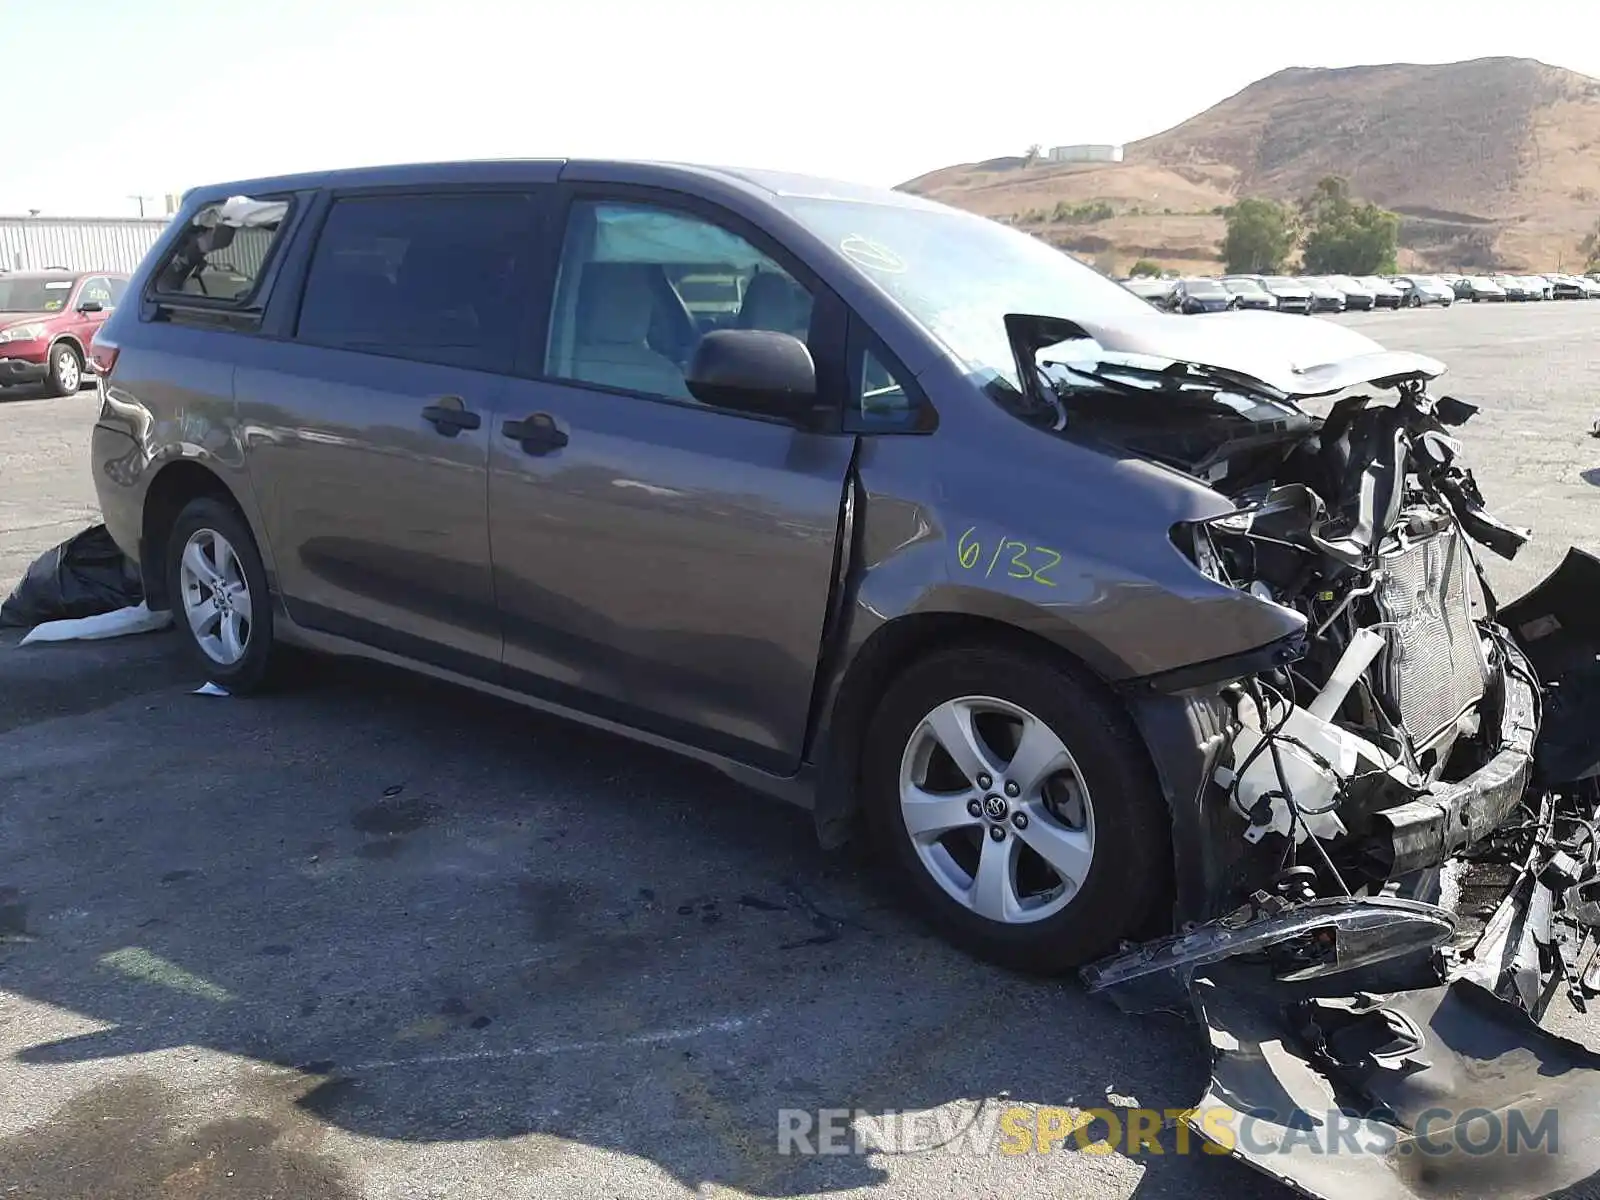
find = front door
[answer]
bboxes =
[237,189,541,674]
[487,193,855,772]
[72,275,115,343]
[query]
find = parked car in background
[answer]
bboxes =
[1219,276,1277,310]
[1444,275,1475,300]
[1298,277,1346,313]
[1576,276,1600,299]
[1522,275,1552,300]
[1256,275,1312,313]
[1543,274,1582,300]
[1169,277,1238,314]
[1323,274,1376,310]
[1465,276,1507,301]
[0,270,129,396]
[1355,276,1403,308]
[1389,275,1454,307]
[1427,275,1458,305]
[1121,277,1176,309]
[1387,276,1420,307]
[1494,275,1536,301]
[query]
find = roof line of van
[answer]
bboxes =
[181,158,934,212]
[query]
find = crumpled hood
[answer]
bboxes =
[1060,308,1446,398]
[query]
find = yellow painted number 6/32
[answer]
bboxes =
[955,526,1059,588]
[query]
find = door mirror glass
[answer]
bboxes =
[684,329,816,420]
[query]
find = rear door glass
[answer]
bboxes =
[294,192,536,373]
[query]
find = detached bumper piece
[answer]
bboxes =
[1192,962,1600,1200]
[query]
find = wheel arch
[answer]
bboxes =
[810,611,1152,850]
[139,461,252,611]
[47,334,85,366]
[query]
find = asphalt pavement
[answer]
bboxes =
[1,300,1597,1200]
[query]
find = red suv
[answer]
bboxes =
[0,270,129,397]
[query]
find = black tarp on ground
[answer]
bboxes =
[0,524,142,629]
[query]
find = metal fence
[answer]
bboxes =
[0,216,172,274]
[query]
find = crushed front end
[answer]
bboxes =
[1008,310,1600,1199]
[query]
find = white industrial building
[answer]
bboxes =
[0,215,173,273]
[1047,144,1124,164]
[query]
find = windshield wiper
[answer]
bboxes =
[1048,358,1296,407]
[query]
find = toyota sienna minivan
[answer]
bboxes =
[87,159,1577,980]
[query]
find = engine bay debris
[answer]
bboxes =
[1038,317,1600,1199]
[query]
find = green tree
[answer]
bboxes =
[1298,175,1400,275]
[1221,197,1296,273]
[1580,218,1600,270]
[1129,259,1162,277]
[1024,143,1043,167]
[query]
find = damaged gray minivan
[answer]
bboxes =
[90,163,1600,1192]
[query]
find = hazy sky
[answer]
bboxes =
[4,0,1596,216]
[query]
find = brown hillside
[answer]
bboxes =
[902,58,1600,272]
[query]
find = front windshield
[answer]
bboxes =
[1183,279,1225,296]
[0,277,75,313]
[1329,275,1363,289]
[780,197,1152,390]
[1221,279,1265,294]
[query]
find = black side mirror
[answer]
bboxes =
[685,329,817,423]
[78,301,103,314]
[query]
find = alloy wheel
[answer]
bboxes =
[54,348,80,393]
[898,695,1096,924]
[178,528,254,665]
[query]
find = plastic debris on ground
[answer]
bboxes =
[18,602,171,645]
[192,682,231,697]
[0,523,143,629]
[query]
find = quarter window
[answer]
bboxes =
[295,193,534,372]
[858,347,912,427]
[153,197,291,303]
[544,200,815,404]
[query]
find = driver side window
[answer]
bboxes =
[544,200,815,405]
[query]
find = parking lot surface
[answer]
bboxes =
[1,301,1598,1199]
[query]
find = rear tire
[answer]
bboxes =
[861,643,1172,974]
[165,497,281,693]
[43,343,82,398]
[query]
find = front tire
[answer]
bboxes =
[43,343,82,397]
[862,644,1172,974]
[165,497,280,693]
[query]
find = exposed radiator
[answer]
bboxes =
[1373,524,1489,749]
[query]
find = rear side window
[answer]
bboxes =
[153,197,290,304]
[295,192,534,372]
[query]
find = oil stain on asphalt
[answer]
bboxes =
[0,1076,354,1200]
[350,794,441,836]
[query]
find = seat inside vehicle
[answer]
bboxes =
[736,270,813,339]
[570,262,692,399]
